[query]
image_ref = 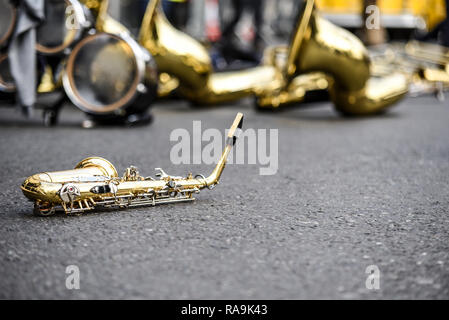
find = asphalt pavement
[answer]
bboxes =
[0,94,448,299]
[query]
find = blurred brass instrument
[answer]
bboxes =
[370,40,449,98]
[284,0,409,115]
[138,0,408,115]
[83,0,129,34]
[21,113,243,216]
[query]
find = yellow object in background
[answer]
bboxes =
[37,66,57,94]
[315,0,446,31]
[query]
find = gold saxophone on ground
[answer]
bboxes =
[21,113,244,216]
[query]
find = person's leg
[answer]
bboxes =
[173,1,190,30]
[139,0,150,25]
[415,0,448,43]
[222,0,243,39]
[252,0,264,49]
[441,0,449,47]
[417,21,442,42]
[180,1,190,30]
[440,19,449,47]
[172,2,182,29]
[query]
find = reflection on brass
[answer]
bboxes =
[91,0,130,34]
[158,72,180,97]
[22,113,243,216]
[79,0,128,34]
[405,41,449,66]
[80,0,101,12]
[138,0,407,115]
[256,72,328,108]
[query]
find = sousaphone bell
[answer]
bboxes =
[281,0,409,115]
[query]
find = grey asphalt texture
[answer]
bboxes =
[0,94,448,299]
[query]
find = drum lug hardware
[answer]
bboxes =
[137,84,147,94]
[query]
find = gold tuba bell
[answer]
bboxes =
[283,0,409,115]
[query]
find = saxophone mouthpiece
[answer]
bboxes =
[202,113,244,188]
[227,112,244,147]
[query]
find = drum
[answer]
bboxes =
[0,54,15,92]
[0,0,16,48]
[0,54,66,94]
[63,32,158,119]
[36,0,91,55]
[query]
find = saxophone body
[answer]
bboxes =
[21,113,244,216]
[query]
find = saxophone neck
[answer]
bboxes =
[204,113,244,187]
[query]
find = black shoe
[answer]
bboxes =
[20,105,34,118]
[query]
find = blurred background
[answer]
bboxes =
[101,0,448,76]
[0,0,448,126]
[110,0,447,47]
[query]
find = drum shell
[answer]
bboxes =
[63,32,158,119]
[0,0,17,48]
[36,0,92,56]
